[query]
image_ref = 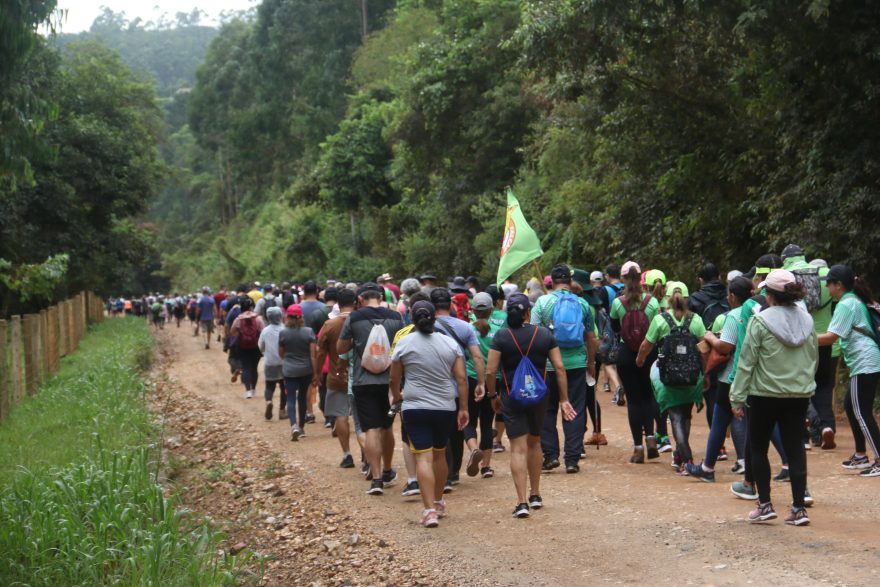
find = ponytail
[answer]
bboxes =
[416,315,435,335]
[852,276,876,305]
[651,281,665,308]
[623,268,642,310]
[669,292,687,320]
[507,308,525,328]
[472,307,492,337]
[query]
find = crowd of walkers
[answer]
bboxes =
[110,246,880,528]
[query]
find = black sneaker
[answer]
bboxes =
[361,462,370,477]
[401,480,421,496]
[366,479,384,495]
[339,454,355,469]
[730,461,746,475]
[859,462,880,477]
[685,462,715,483]
[448,473,460,486]
[612,386,626,406]
[324,418,334,429]
[264,402,273,420]
[565,463,580,474]
[773,468,790,482]
[512,503,530,518]
[304,413,316,424]
[542,458,560,471]
[528,495,543,509]
[842,453,871,469]
[381,469,397,487]
[443,480,454,494]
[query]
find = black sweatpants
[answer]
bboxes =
[464,377,495,451]
[844,372,880,459]
[617,345,657,446]
[748,395,809,508]
[812,346,838,433]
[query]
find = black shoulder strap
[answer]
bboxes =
[661,311,675,329]
[437,317,469,356]
[683,313,693,331]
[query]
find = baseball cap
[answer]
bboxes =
[590,271,603,282]
[621,260,641,278]
[727,270,743,282]
[645,269,666,286]
[781,244,804,260]
[285,304,303,317]
[822,264,855,288]
[357,282,383,296]
[411,300,435,322]
[666,281,690,298]
[550,264,573,282]
[506,292,531,313]
[472,292,494,311]
[758,269,796,292]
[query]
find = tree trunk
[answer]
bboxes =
[350,209,358,251]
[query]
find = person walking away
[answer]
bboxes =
[818,264,880,477]
[299,280,325,424]
[258,306,287,420]
[598,264,626,405]
[610,261,660,463]
[230,297,264,399]
[531,264,597,474]
[278,304,319,440]
[729,269,817,526]
[150,297,164,330]
[390,301,469,527]
[486,293,573,517]
[310,287,338,429]
[686,277,754,481]
[396,278,422,325]
[643,269,672,450]
[430,287,485,489]
[196,288,216,349]
[317,288,358,468]
[485,284,510,452]
[636,282,706,474]
[465,293,501,477]
[781,244,840,449]
[337,282,404,495]
[254,288,280,321]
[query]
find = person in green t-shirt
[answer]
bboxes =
[818,264,880,477]
[636,281,706,472]
[610,261,662,463]
[530,264,597,473]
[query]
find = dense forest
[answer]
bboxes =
[3,0,880,311]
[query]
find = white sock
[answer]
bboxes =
[408,477,417,484]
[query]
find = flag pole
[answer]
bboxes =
[532,259,548,294]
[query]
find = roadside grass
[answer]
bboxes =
[0,317,249,585]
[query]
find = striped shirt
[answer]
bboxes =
[828,292,880,376]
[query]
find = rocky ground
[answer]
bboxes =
[152,325,880,586]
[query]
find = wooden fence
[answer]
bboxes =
[0,291,105,422]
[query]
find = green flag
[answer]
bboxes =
[496,190,544,284]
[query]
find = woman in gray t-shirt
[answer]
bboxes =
[278,304,318,440]
[390,301,468,528]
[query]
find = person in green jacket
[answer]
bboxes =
[730,269,817,527]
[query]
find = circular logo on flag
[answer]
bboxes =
[501,215,516,256]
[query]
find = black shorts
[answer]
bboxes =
[402,409,456,452]
[352,384,392,431]
[499,391,548,439]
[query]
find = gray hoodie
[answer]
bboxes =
[258,307,285,367]
[759,305,813,347]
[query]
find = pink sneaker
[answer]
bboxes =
[433,499,447,518]
[421,508,439,528]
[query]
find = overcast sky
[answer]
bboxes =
[55,1,257,33]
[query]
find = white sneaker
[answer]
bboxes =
[244,389,254,399]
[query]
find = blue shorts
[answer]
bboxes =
[401,409,456,453]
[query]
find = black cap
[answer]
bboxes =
[420,272,437,282]
[323,287,339,302]
[412,300,435,322]
[506,292,531,313]
[430,287,452,305]
[550,264,572,283]
[357,282,383,296]
[465,275,478,286]
[485,284,503,304]
[822,264,855,288]
[781,244,804,260]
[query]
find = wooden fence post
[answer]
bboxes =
[51,305,60,373]
[78,292,86,339]
[11,316,23,404]
[23,315,36,396]
[0,320,7,422]
[39,309,48,380]
[46,307,57,375]
[67,299,75,354]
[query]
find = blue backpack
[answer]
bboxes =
[503,328,548,408]
[551,290,584,348]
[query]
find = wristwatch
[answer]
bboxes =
[487,393,498,399]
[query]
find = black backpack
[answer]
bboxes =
[261,296,277,319]
[657,312,702,386]
[700,298,730,330]
[596,308,620,364]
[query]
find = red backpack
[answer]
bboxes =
[238,315,259,349]
[620,295,652,352]
[452,293,471,322]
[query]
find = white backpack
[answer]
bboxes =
[361,323,392,374]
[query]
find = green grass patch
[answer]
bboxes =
[0,317,249,585]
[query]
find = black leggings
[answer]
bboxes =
[284,375,311,428]
[585,378,601,433]
[844,372,880,459]
[617,345,657,446]
[264,379,287,406]
[668,404,693,463]
[446,396,464,477]
[748,395,809,508]
[239,348,261,391]
[464,377,494,451]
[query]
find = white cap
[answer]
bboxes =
[590,270,603,282]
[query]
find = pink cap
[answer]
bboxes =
[758,269,796,293]
[543,275,552,287]
[621,261,641,278]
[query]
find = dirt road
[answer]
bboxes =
[157,324,879,586]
